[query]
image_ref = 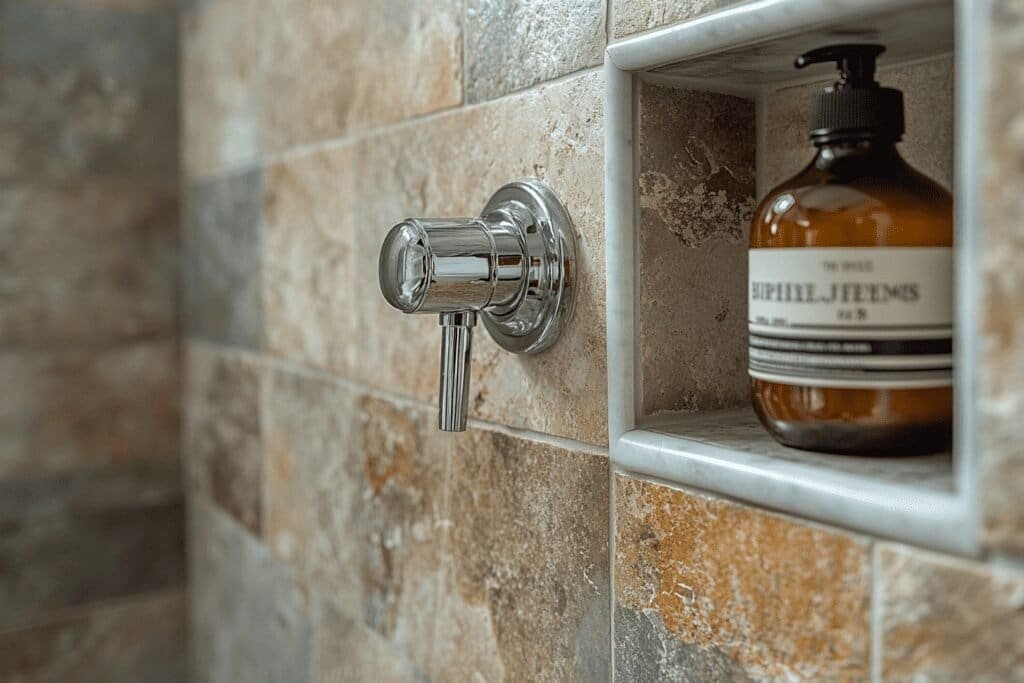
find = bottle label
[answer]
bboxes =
[748,247,953,389]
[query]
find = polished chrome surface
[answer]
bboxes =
[438,311,475,431]
[378,179,577,431]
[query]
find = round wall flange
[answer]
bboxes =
[479,180,577,354]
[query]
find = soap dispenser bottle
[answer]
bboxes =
[748,44,953,455]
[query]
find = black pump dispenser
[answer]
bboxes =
[795,44,904,145]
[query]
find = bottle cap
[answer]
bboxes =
[795,44,904,145]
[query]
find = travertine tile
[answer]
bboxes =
[0,458,181,529]
[879,544,1024,682]
[189,497,312,683]
[465,0,605,102]
[182,0,462,177]
[0,182,178,346]
[430,428,610,682]
[353,70,607,445]
[314,595,429,683]
[0,342,180,478]
[980,0,1024,552]
[0,498,184,629]
[261,145,357,376]
[637,83,756,416]
[614,474,870,681]
[184,342,263,534]
[0,589,186,683]
[762,55,955,194]
[612,0,740,38]
[184,169,264,350]
[0,1,178,181]
[262,370,447,670]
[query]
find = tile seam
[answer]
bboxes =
[184,65,604,183]
[187,339,611,455]
[0,586,186,637]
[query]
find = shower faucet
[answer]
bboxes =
[378,179,577,431]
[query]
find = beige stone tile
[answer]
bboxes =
[0,1,178,182]
[314,595,428,683]
[353,70,607,445]
[637,83,756,416]
[612,0,741,38]
[184,342,264,534]
[0,342,179,478]
[762,55,954,194]
[980,0,1024,553]
[614,474,870,681]
[879,544,1024,682]
[0,182,178,347]
[0,590,186,683]
[261,144,357,376]
[465,0,605,103]
[430,427,610,682]
[0,497,184,629]
[189,497,312,683]
[262,370,447,670]
[182,0,462,178]
[184,168,265,350]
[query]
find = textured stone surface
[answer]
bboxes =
[182,0,462,177]
[879,544,1024,682]
[980,0,1024,552]
[762,55,955,194]
[430,429,610,682]
[0,182,178,346]
[0,590,186,683]
[261,146,357,375]
[637,83,755,416]
[0,458,181,529]
[465,0,605,103]
[0,498,184,629]
[184,169,264,349]
[612,0,740,38]
[0,342,180,477]
[0,0,178,181]
[614,474,870,681]
[353,70,607,445]
[190,497,312,683]
[315,595,430,683]
[184,342,264,534]
[263,370,446,669]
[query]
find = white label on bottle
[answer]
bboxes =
[748,247,953,389]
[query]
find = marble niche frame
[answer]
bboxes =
[603,0,984,555]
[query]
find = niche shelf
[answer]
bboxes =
[605,0,982,554]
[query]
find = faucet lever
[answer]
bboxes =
[378,179,577,432]
[438,312,475,431]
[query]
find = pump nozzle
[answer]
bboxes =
[793,43,902,145]
[795,44,885,86]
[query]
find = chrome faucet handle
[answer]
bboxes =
[378,179,577,431]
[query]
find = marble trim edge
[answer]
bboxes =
[602,0,981,556]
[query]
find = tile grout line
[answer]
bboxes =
[0,586,185,637]
[185,64,605,184]
[188,338,610,457]
[870,543,882,683]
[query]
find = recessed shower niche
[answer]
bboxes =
[605,0,983,554]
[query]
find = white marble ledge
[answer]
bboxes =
[614,408,970,554]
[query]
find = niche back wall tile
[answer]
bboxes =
[637,83,755,417]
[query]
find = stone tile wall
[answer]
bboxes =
[183,2,1024,683]
[0,0,184,679]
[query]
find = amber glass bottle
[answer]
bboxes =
[749,45,953,455]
